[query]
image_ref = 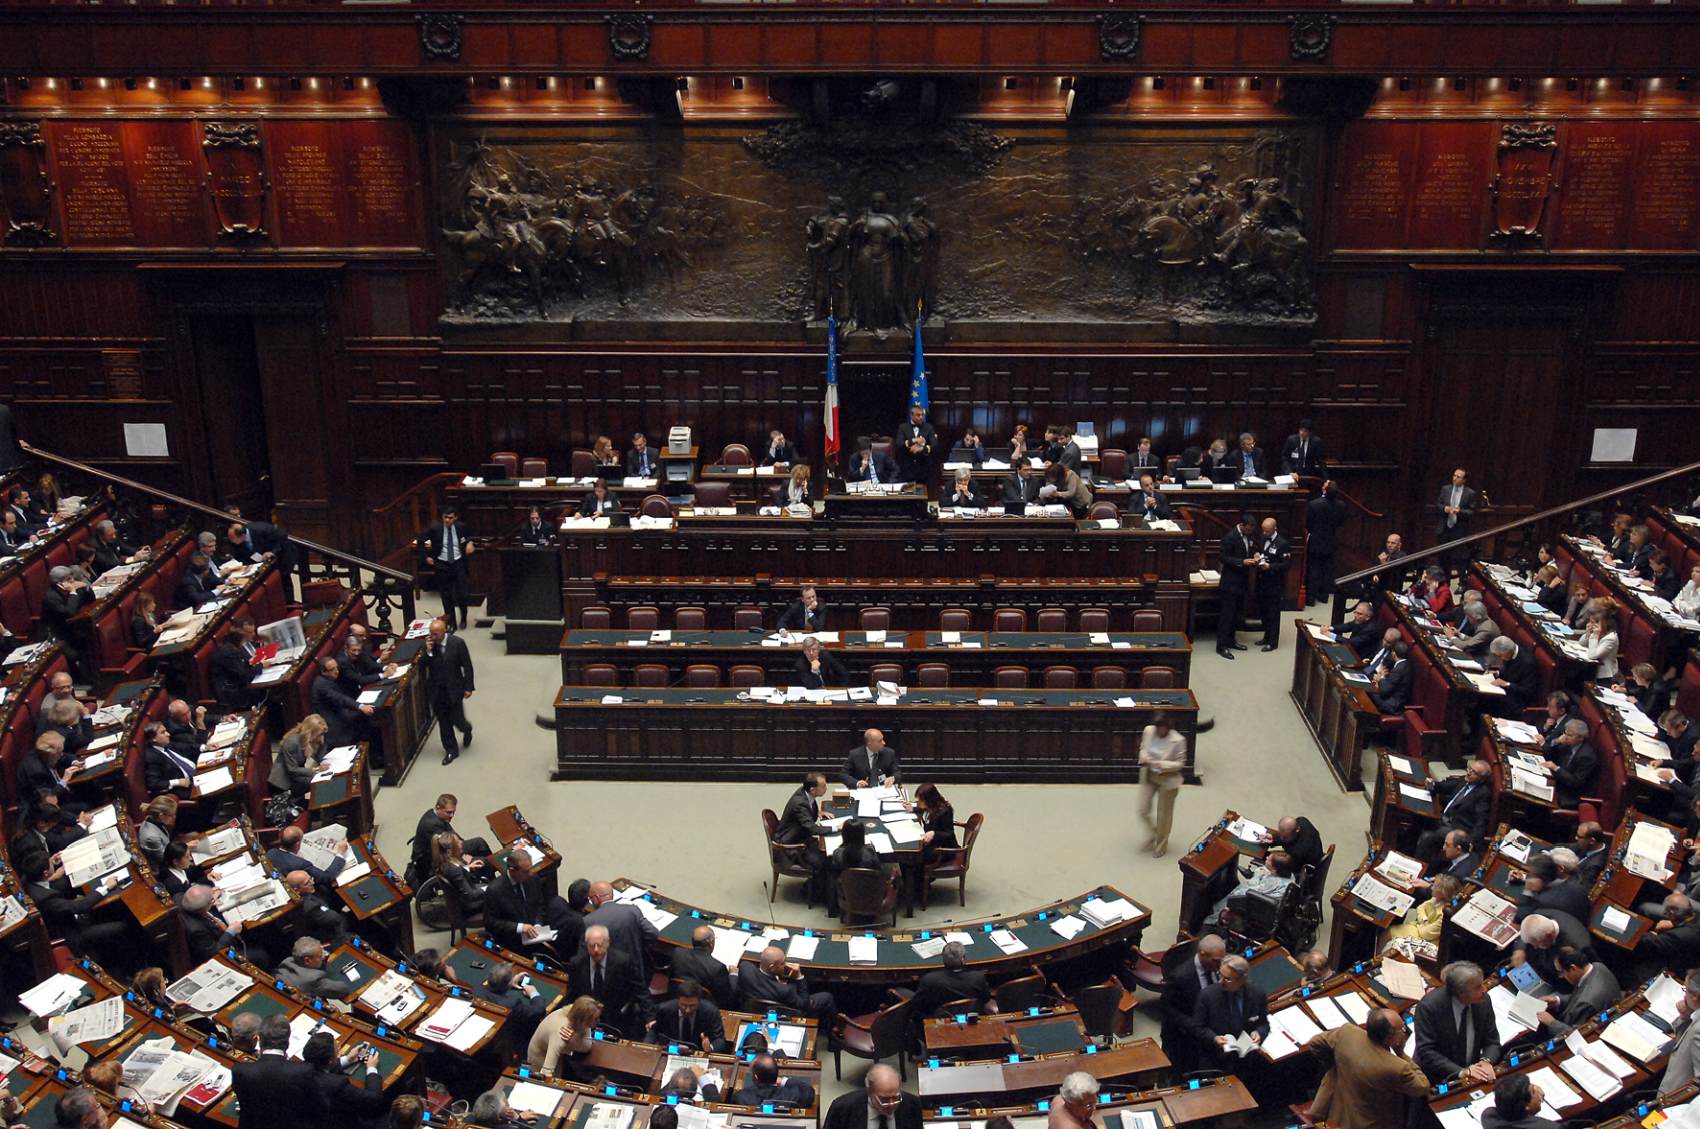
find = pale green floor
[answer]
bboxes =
[374,597,1373,1107]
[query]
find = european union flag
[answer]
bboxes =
[910,306,929,410]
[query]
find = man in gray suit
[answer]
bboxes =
[584,879,659,975]
[1661,970,1700,1095]
[1436,467,1479,538]
[1444,602,1501,656]
[276,937,357,1000]
[1534,946,1620,1036]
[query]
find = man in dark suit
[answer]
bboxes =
[90,519,145,576]
[846,438,899,485]
[1332,602,1381,656]
[301,1032,386,1129]
[1510,912,1591,991]
[1001,458,1042,513]
[10,789,87,860]
[778,586,828,633]
[336,631,384,694]
[1269,815,1324,874]
[908,941,993,1021]
[407,793,458,885]
[896,404,937,484]
[1570,823,1609,887]
[1159,934,1226,1073]
[1513,855,1591,923]
[1411,830,1480,897]
[842,728,900,788]
[210,618,262,713]
[1542,719,1598,808]
[142,721,198,799]
[1280,421,1327,478]
[284,870,352,947]
[176,554,219,611]
[268,825,348,890]
[1436,467,1480,541]
[1306,480,1347,605]
[1417,762,1495,861]
[795,638,847,688]
[165,698,209,757]
[1252,517,1291,652]
[1129,473,1172,523]
[278,936,358,1000]
[571,923,655,1037]
[0,510,26,555]
[423,616,475,765]
[1487,636,1540,718]
[1053,425,1084,475]
[822,1065,921,1129]
[484,852,569,952]
[16,732,79,814]
[518,507,551,546]
[775,773,830,903]
[761,429,799,467]
[1224,432,1269,480]
[180,883,268,966]
[625,432,659,478]
[232,1014,330,1129]
[735,1053,816,1107]
[740,944,836,1023]
[585,879,659,974]
[40,566,95,679]
[1638,893,1700,978]
[1413,961,1502,1085]
[1129,437,1163,475]
[19,849,130,969]
[649,980,730,1051]
[470,961,548,1044]
[417,507,476,631]
[1369,640,1413,714]
[311,656,370,751]
[672,925,736,1005]
[1216,514,1259,659]
[1192,954,1269,1065]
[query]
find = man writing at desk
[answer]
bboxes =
[843,728,900,788]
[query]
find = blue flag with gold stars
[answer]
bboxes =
[910,308,929,410]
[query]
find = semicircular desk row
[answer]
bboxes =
[608,879,1152,988]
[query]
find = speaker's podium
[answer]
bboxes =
[499,543,562,654]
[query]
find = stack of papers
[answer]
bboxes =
[1601,1010,1668,1063]
[847,936,879,964]
[1080,896,1138,927]
[1351,873,1416,916]
[1452,889,1519,948]
[165,960,254,1013]
[989,929,1028,954]
[415,998,476,1042]
[1625,821,1678,881]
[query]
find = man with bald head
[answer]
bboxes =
[842,728,900,788]
[672,924,734,1005]
[35,670,91,736]
[568,923,652,1037]
[584,879,659,974]
[284,870,350,946]
[1268,814,1323,874]
[1308,1007,1430,1129]
[822,1063,921,1129]
[739,945,836,1024]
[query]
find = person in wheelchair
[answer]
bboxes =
[1202,849,1297,933]
[425,829,493,919]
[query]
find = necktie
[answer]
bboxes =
[1300,440,1307,461]
[592,962,603,996]
[879,1115,891,1129]
[1459,1005,1474,1063]
[869,458,879,485]
[1444,782,1470,817]
[444,526,458,562]
[1232,993,1243,1029]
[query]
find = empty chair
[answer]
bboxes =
[1092,666,1128,689]
[570,449,597,479]
[683,664,721,688]
[719,443,753,467]
[640,494,673,518]
[693,481,733,508]
[1131,609,1166,631]
[833,993,911,1081]
[675,606,708,631]
[1036,607,1068,633]
[490,451,519,477]
[1140,666,1178,689]
[584,664,618,687]
[939,608,972,632]
[733,606,765,631]
[633,664,669,688]
[1088,501,1121,523]
[521,457,548,478]
[1078,607,1111,633]
[581,606,613,630]
[1099,449,1128,481]
[870,662,904,686]
[728,665,764,688]
[1043,665,1079,689]
[916,663,950,688]
[626,606,661,631]
[860,607,892,631]
[992,608,1027,633]
[993,666,1029,689]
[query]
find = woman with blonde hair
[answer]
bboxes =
[269,713,327,797]
[1385,873,1462,945]
[1533,563,1568,615]
[528,995,602,1079]
[431,830,489,914]
[785,463,812,507]
[590,435,619,469]
[131,590,161,650]
[34,472,62,515]
[1582,599,1621,679]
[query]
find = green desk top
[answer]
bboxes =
[1008,1017,1086,1055]
[563,630,1188,653]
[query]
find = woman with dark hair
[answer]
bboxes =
[131,590,161,650]
[158,839,205,898]
[914,783,958,865]
[576,479,620,518]
[1410,565,1454,615]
